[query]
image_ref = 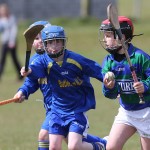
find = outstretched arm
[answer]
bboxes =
[13,91,25,103]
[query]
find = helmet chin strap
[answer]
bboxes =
[36,48,45,54]
[106,46,122,54]
[48,49,64,58]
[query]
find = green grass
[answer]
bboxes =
[0,1,150,149]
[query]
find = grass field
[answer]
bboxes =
[0,1,150,149]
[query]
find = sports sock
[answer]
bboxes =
[92,142,99,150]
[83,134,107,149]
[92,142,105,150]
[38,140,49,150]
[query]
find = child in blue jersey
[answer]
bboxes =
[14,21,52,150]
[14,24,107,150]
[99,16,150,150]
[18,25,105,150]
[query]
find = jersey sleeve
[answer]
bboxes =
[79,56,103,82]
[140,51,150,93]
[18,77,39,99]
[102,55,112,75]
[102,82,119,99]
[101,55,120,99]
[28,54,47,79]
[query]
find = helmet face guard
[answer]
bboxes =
[41,25,67,58]
[99,26,122,54]
[99,16,134,54]
[36,48,45,54]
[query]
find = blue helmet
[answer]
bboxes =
[41,25,66,41]
[41,25,67,58]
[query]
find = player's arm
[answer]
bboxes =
[78,55,103,82]
[20,54,41,77]
[14,90,25,103]
[15,77,40,102]
[102,81,119,99]
[101,57,120,99]
[27,54,47,79]
[103,72,115,89]
[134,53,150,94]
[20,66,32,77]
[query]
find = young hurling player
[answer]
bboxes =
[14,21,52,150]
[100,16,150,150]
[14,24,107,150]
[20,25,106,150]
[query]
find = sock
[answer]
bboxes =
[91,142,100,150]
[38,140,49,150]
[83,134,107,148]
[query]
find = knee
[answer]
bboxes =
[106,144,121,150]
[68,143,80,150]
[50,144,61,150]
[38,130,49,141]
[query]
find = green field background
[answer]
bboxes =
[0,1,149,149]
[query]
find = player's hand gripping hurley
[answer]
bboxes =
[107,3,145,104]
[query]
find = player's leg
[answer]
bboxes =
[49,134,64,150]
[68,113,105,150]
[68,132,105,150]
[107,106,139,150]
[38,112,50,150]
[48,111,65,150]
[38,129,49,150]
[68,132,93,150]
[140,137,150,150]
[106,123,136,150]
[136,107,150,150]
[83,134,107,149]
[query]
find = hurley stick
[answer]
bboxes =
[0,97,19,106]
[107,3,145,104]
[24,24,44,71]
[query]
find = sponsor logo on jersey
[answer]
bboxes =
[116,67,125,71]
[61,71,68,75]
[118,81,135,94]
[117,78,141,94]
[117,79,135,94]
[58,76,83,88]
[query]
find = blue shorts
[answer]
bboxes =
[41,111,51,131]
[49,111,89,137]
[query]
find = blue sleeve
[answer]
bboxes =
[29,53,40,63]
[28,54,47,79]
[102,82,120,99]
[141,53,150,93]
[18,77,39,99]
[101,55,119,99]
[79,56,103,82]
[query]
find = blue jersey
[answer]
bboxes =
[18,53,40,98]
[30,53,40,62]
[28,49,103,114]
[102,43,150,110]
[18,53,52,112]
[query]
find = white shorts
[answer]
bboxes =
[113,106,150,138]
